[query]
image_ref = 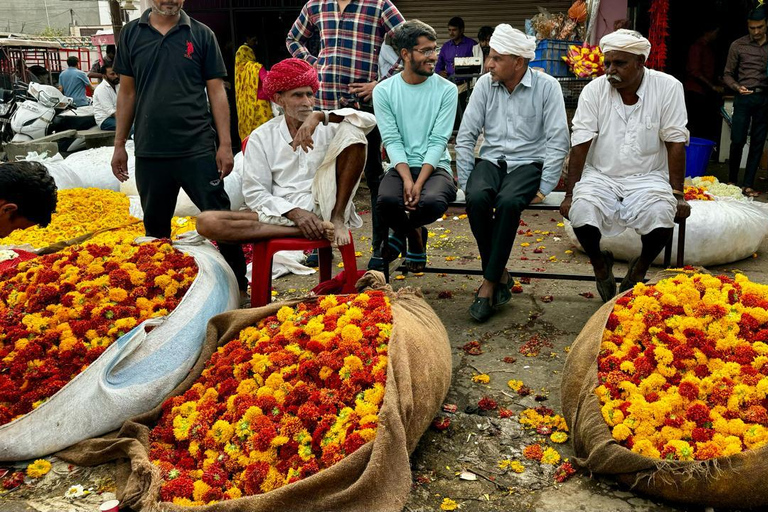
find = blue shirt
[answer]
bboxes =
[455,69,570,194]
[58,67,91,107]
[373,73,458,172]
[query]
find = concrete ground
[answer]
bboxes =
[1,163,767,511]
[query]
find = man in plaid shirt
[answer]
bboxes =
[287,0,405,270]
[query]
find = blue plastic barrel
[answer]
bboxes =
[685,137,716,178]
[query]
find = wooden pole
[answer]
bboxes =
[109,0,124,43]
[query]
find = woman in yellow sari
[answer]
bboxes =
[235,39,273,141]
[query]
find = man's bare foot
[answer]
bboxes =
[331,217,350,246]
[321,221,336,244]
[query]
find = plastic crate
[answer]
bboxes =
[557,77,592,110]
[529,39,582,77]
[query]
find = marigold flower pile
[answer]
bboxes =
[689,176,745,201]
[683,186,712,201]
[0,188,196,248]
[563,43,604,78]
[149,292,393,506]
[0,241,198,425]
[597,273,768,461]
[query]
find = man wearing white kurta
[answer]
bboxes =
[560,29,691,302]
[197,58,374,248]
[92,65,119,130]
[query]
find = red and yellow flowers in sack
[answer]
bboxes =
[597,273,768,461]
[149,292,393,506]
[0,241,197,425]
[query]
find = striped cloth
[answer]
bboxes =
[286,0,405,110]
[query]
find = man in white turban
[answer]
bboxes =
[559,29,691,302]
[455,23,569,322]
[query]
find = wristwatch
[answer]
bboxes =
[536,191,546,201]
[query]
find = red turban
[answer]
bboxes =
[261,58,319,99]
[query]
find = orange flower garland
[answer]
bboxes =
[597,273,768,461]
[149,292,393,506]
[683,186,713,201]
[0,241,198,425]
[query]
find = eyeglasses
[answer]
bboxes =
[412,48,438,57]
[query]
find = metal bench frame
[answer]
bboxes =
[383,202,686,283]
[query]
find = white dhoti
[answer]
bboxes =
[569,170,676,237]
[255,122,368,227]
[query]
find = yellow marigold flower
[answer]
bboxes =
[320,295,339,309]
[363,383,385,405]
[189,440,200,457]
[209,420,234,445]
[225,487,242,500]
[341,324,363,343]
[172,497,196,506]
[276,306,295,323]
[261,467,285,493]
[612,423,632,442]
[507,379,524,392]
[358,428,377,442]
[26,459,52,478]
[192,480,211,502]
[304,318,324,336]
[108,287,128,302]
[440,498,459,511]
[619,360,636,374]
[541,447,561,465]
[472,374,490,384]
[498,459,525,473]
[550,431,569,443]
[632,439,661,459]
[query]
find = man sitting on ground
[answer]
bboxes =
[374,20,458,272]
[93,64,120,131]
[456,24,569,322]
[0,161,58,238]
[560,29,691,302]
[196,58,375,249]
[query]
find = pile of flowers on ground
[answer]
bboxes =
[689,176,746,201]
[149,292,393,506]
[0,241,198,425]
[563,43,604,78]
[0,188,196,248]
[597,273,768,460]
[683,186,712,201]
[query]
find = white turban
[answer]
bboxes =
[490,24,537,60]
[599,29,652,60]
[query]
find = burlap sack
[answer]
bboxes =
[58,272,452,512]
[562,282,768,509]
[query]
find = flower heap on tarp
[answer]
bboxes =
[597,273,768,461]
[683,186,712,201]
[149,292,393,506]
[0,241,198,425]
[689,176,746,201]
[0,188,196,249]
[563,43,604,78]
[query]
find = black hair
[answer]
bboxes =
[106,44,116,55]
[0,161,58,227]
[478,25,494,41]
[99,63,113,75]
[393,20,437,53]
[448,17,465,31]
[67,56,79,67]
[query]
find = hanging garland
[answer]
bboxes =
[647,0,670,70]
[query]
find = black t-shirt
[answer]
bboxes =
[113,9,226,158]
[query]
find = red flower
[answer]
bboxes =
[160,475,195,502]
[478,396,498,411]
[677,381,699,401]
[686,402,711,426]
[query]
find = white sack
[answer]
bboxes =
[0,235,239,461]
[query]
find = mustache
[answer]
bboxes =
[606,75,623,83]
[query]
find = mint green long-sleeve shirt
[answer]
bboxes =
[373,73,458,172]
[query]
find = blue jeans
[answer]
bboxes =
[100,117,116,130]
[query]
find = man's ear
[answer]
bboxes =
[0,201,18,216]
[399,47,410,63]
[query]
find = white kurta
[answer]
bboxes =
[569,68,689,236]
[242,108,376,227]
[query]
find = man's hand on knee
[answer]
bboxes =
[559,196,573,220]
[285,208,324,239]
[674,197,691,221]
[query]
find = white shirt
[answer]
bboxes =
[92,80,118,127]
[571,68,689,179]
[242,108,376,218]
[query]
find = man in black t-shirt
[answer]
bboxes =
[110,0,247,298]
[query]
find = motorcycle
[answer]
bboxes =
[9,83,96,154]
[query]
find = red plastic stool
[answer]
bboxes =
[250,233,359,307]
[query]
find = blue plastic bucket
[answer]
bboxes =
[685,137,716,178]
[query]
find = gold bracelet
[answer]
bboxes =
[536,191,546,201]
[672,189,684,197]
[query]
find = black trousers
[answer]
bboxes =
[135,152,248,291]
[376,167,457,235]
[728,92,768,188]
[466,160,541,282]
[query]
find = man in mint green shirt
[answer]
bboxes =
[373,20,458,272]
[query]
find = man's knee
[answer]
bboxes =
[197,211,226,239]
[466,186,495,212]
[419,195,448,219]
[376,189,402,211]
[495,193,527,215]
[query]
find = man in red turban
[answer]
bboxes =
[196,58,376,252]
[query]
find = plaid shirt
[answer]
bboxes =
[286,0,405,110]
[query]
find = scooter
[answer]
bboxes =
[9,83,96,154]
